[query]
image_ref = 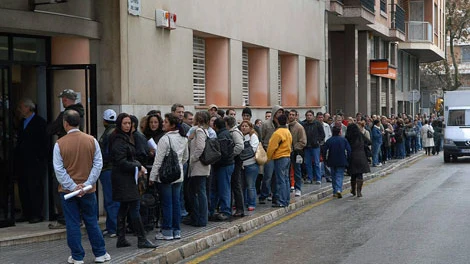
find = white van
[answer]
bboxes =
[443,91,470,162]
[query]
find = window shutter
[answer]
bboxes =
[193,37,206,105]
[242,48,249,106]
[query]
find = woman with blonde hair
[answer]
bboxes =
[239,120,260,211]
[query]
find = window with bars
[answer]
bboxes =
[278,56,282,105]
[242,48,249,106]
[193,37,206,105]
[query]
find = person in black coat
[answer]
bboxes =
[14,98,48,223]
[110,113,157,249]
[345,123,371,197]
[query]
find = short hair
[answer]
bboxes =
[332,126,341,136]
[277,114,287,125]
[217,109,225,117]
[214,117,226,130]
[63,109,80,127]
[226,108,235,115]
[194,111,210,125]
[171,103,184,112]
[184,111,193,119]
[224,116,237,128]
[305,110,314,116]
[289,109,298,115]
[373,119,380,126]
[20,98,36,112]
[265,110,272,114]
[164,113,186,137]
[316,112,324,117]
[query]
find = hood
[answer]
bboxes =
[271,105,284,121]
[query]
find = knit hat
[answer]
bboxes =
[58,89,78,100]
[103,109,117,122]
[242,107,252,117]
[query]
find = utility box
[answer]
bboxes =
[155,9,176,30]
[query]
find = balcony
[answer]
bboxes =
[388,4,406,41]
[328,0,376,27]
[406,21,432,42]
[398,21,445,63]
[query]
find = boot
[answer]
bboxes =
[116,215,131,248]
[350,179,356,196]
[133,219,158,249]
[357,180,364,198]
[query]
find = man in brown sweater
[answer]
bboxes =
[53,109,110,264]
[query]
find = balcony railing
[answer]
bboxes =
[392,5,406,33]
[361,0,375,12]
[380,0,387,12]
[406,21,433,42]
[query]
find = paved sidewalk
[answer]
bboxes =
[0,153,424,264]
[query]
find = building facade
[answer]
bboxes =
[0,0,327,227]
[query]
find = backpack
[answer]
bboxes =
[427,129,434,138]
[158,137,181,184]
[199,129,222,165]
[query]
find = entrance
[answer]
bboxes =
[0,34,97,227]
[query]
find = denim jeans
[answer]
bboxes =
[159,182,182,237]
[243,163,259,208]
[210,164,234,215]
[416,136,422,150]
[304,147,321,182]
[99,170,120,234]
[260,160,275,200]
[274,157,291,207]
[372,142,382,165]
[61,192,106,261]
[395,142,405,158]
[330,166,345,194]
[189,176,208,226]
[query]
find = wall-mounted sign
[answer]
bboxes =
[370,59,389,74]
[128,0,141,16]
[373,67,397,80]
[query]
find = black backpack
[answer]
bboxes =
[199,129,222,165]
[158,137,181,184]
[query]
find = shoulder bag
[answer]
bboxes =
[158,136,181,184]
[199,128,222,165]
[255,144,268,165]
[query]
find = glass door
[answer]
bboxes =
[0,65,14,227]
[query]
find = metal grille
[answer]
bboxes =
[278,56,282,105]
[193,37,206,105]
[242,48,249,106]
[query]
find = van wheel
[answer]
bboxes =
[444,153,450,163]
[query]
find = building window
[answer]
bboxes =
[434,4,438,34]
[242,48,249,106]
[461,46,470,62]
[384,41,390,60]
[0,36,7,60]
[380,0,387,13]
[278,56,282,105]
[390,42,397,66]
[193,37,206,105]
[370,37,375,59]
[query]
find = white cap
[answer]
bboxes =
[103,109,117,122]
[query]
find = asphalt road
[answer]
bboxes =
[186,155,470,264]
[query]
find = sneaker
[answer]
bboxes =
[267,196,272,201]
[49,221,66,229]
[95,252,111,263]
[67,256,84,264]
[155,232,174,240]
[109,233,116,238]
[374,163,382,167]
[290,187,295,192]
[315,181,321,185]
[336,192,342,199]
[102,230,116,238]
[295,190,301,197]
[248,207,255,211]
[173,230,181,239]
[259,199,266,204]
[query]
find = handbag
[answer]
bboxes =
[255,144,267,165]
[199,129,221,165]
[158,136,181,184]
[240,140,255,161]
[427,130,434,138]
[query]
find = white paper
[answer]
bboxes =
[64,185,92,200]
[135,166,139,185]
[148,138,157,152]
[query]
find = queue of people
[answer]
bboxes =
[14,88,445,263]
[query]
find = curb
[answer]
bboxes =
[127,153,424,264]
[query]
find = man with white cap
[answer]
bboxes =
[99,109,119,237]
[47,89,85,229]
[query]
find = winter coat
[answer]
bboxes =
[110,131,142,202]
[149,131,189,184]
[322,135,351,168]
[189,127,211,177]
[421,124,435,147]
[261,105,284,148]
[47,103,85,138]
[267,126,292,160]
[288,120,307,155]
[99,124,116,171]
[347,135,371,175]
[302,120,325,148]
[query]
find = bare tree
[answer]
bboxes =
[420,0,470,91]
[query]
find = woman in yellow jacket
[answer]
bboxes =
[266,114,293,207]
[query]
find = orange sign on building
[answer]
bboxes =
[370,60,389,74]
